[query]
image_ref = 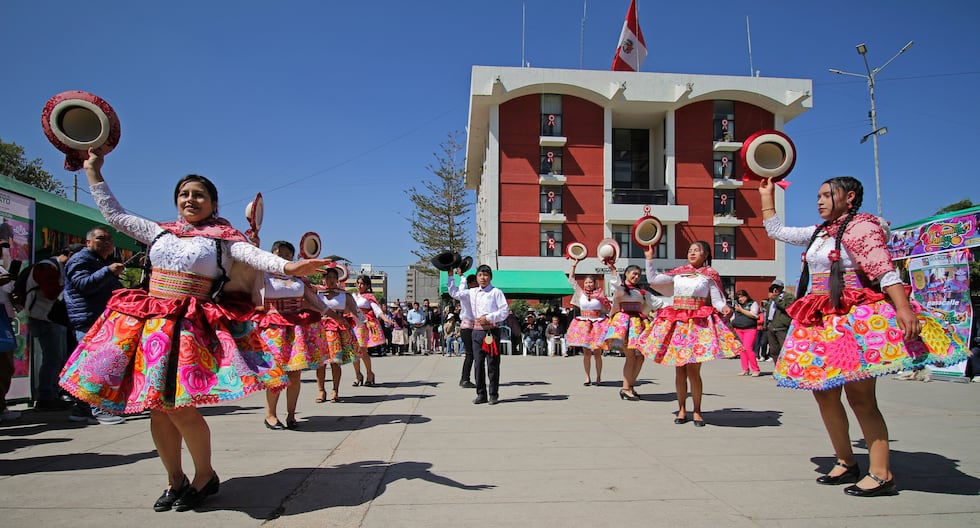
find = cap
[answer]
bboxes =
[770,279,784,289]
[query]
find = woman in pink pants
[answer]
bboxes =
[731,289,761,376]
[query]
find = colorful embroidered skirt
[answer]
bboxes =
[774,292,966,390]
[602,312,649,351]
[567,317,609,349]
[639,306,742,366]
[322,316,358,365]
[59,289,286,414]
[248,309,326,372]
[354,312,385,349]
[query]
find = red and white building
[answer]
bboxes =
[464,66,812,301]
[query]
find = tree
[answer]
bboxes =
[406,132,471,273]
[935,199,975,216]
[0,138,66,197]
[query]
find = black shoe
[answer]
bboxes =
[843,472,896,497]
[460,381,476,389]
[674,416,689,425]
[816,461,860,485]
[473,397,488,405]
[173,473,219,512]
[693,420,706,427]
[619,389,638,401]
[488,397,499,405]
[264,419,285,430]
[153,475,190,512]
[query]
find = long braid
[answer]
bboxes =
[828,212,856,310]
[796,220,832,300]
[811,176,864,309]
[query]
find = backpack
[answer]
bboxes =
[9,260,35,312]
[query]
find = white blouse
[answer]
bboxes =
[646,260,727,312]
[91,182,287,278]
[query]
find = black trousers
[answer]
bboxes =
[472,328,501,399]
[460,327,474,383]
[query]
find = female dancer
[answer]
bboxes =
[61,149,329,512]
[351,275,388,386]
[255,240,328,430]
[731,289,762,376]
[314,267,362,403]
[642,242,742,427]
[603,262,663,401]
[759,176,965,496]
[566,259,611,386]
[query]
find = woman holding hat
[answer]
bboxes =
[351,274,389,386]
[759,176,965,496]
[62,149,331,512]
[567,259,611,386]
[314,267,363,403]
[602,262,664,401]
[641,241,743,427]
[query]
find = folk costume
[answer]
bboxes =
[602,274,664,351]
[640,262,743,365]
[764,214,966,390]
[60,182,288,413]
[351,292,386,350]
[565,276,611,350]
[317,288,362,365]
[248,272,328,373]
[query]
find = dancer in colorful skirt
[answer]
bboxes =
[759,176,967,497]
[314,267,363,403]
[641,242,742,427]
[351,275,389,387]
[60,149,330,512]
[566,259,611,386]
[253,240,328,430]
[602,263,664,401]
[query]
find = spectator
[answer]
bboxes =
[730,289,761,376]
[389,306,409,356]
[407,301,427,354]
[0,267,19,423]
[522,315,545,356]
[64,227,126,424]
[28,244,79,411]
[545,315,565,357]
[761,279,795,361]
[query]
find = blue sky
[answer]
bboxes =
[2,0,979,296]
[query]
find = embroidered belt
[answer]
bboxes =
[580,310,604,318]
[673,296,708,310]
[148,268,212,300]
[459,319,475,329]
[809,272,866,295]
[619,302,643,313]
[265,297,304,314]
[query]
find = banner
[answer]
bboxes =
[907,249,972,377]
[0,188,35,402]
[888,208,980,259]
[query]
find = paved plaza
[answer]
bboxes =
[1,353,978,527]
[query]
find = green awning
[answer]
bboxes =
[439,270,573,299]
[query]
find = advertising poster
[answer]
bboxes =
[888,209,980,260]
[907,249,973,377]
[0,188,35,401]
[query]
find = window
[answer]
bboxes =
[540,147,563,175]
[714,189,736,216]
[541,94,563,136]
[713,151,737,179]
[714,101,735,141]
[612,129,649,189]
[540,186,563,214]
[714,227,736,260]
[612,226,667,260]
[721,277,736,305]
[540,226,564,257]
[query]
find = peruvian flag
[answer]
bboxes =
[611,0,647,72]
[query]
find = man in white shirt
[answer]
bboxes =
[447,272,479,388]
[467,265,509,405]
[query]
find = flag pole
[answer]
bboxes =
[746,16,756,76]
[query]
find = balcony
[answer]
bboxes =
[712,177,744,189]
[610,188,668,205]
[539,211,567,223]
[713,215,744,227]
[539,135,567,147]
[712,140,742,152]
[538,173,567,185]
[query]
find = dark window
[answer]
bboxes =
[714,100,735,141]
[714,189,736,216]
[714,227,736,260]
[541,94,563,136]
[612,129,649,189]
[540,147,563,175]
[540,226,564,257]
[713,151,737,179]
[540,186,563,214]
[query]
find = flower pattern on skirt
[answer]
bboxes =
[354,314,385,349]
[774,296,966,390]
[566,317,609,350]
[639,308,742,366]
[247,320,326,372]
[602,312,649,351]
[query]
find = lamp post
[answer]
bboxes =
[829,40,913,216]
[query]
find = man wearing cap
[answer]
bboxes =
[26,243,81,410]
[761,279,795,362]
[64,226,126,424]
[467,265,509,405]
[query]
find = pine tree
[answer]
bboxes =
[0,138,66,197]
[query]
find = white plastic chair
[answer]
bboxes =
[498,326,513,355]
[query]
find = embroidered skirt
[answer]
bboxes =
[774,290,967,390]
[639,305,742,366]
[602,312,649,351]
[566,317,609,349]
[354,312,385,349]
[248,308,326,372]
[59,289,286,414]
[322,316,358,365]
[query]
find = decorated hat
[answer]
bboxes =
[632,215,664,248]
[740,129,796,182]
[244,192,264,234]
[41,90,121,171]
[299,232,321,259]
[564,242,587,261]
[596,238,619,265]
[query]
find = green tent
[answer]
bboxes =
[439,270,573,299]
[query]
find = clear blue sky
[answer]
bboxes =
[3,1,979,296]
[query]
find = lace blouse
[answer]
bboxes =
[646,261,727,312]
[91,182,288,278]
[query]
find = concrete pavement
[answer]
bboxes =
[1,353,978,527]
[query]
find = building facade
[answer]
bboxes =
[405,261,440,304]
[464,66,812,301]
[342,263,388,302]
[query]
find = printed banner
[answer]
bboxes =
[907,249,972,376]
[888,209,980,259]
[0,188,35,401]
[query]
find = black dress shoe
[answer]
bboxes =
[473,397,488,404]
[460,381,476,388]
[674,417,689,425]
[488,397,499,405]
[693,419,706,427]
[153,475,189,512]
[174,473,220,512]
[816,461,860,485]
[844,472,896,497]
[264,419,285,430]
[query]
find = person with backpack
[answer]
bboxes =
[27,244,79,411]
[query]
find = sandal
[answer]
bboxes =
[330,389,339,402]
[352,376,363,387]
[315,390,327,403]
[365,375,376,387]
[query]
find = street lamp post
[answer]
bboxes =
[829,40,913,217]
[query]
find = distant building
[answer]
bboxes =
[463,66,812,301]
[405,261,440,303]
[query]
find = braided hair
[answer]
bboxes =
[796,177,864,309]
